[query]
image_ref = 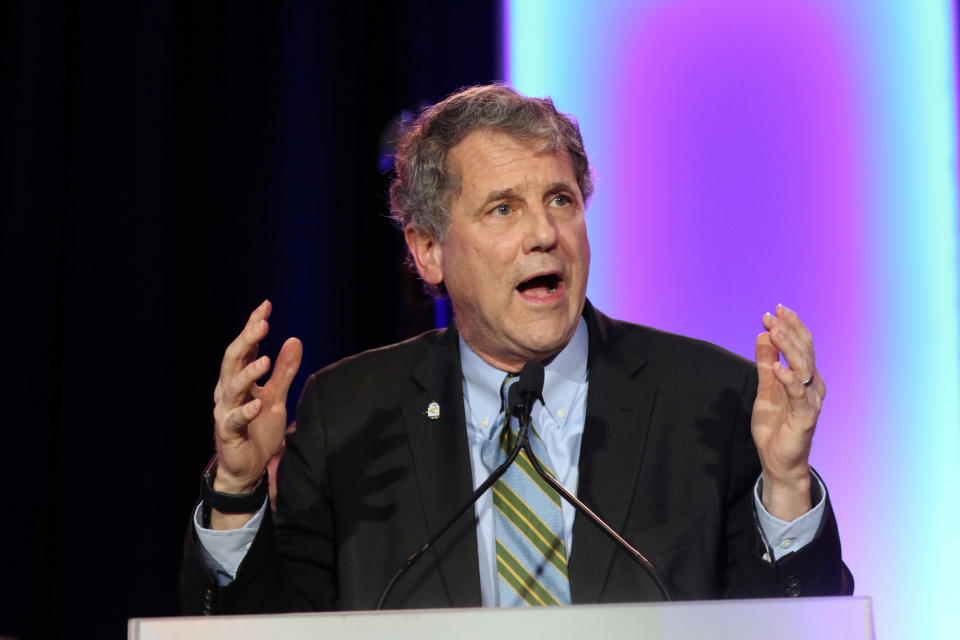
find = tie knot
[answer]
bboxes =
[500,373,519,412]
[499,373,522,446]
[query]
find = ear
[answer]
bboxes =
[404,225,444,286]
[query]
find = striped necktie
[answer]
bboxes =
[493,374,571,606]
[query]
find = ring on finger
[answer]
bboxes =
[800,372,815,387]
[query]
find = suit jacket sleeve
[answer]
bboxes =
[722,366,853,598]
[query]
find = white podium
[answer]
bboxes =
[130,597,874,639]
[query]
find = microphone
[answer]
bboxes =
[515,360,544,408]
[376,359,673,608]
[507,360,544,445]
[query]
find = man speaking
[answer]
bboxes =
[181,85,852,614]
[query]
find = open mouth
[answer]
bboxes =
[516,273,561,299]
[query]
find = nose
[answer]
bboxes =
[523,203,558,253]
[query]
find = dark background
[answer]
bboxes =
[1,2,498,637]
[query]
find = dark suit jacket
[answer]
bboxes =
[181,303,852,614]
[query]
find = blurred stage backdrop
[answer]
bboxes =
[1,1,956,638]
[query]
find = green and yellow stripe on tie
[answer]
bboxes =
[493,483,568,576]
[496,540,562,606]
[500,437,560,506]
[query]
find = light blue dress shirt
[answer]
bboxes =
[196,316,826,598]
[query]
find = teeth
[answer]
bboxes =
[549,286,557,294]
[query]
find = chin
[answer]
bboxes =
[518,325,576,359]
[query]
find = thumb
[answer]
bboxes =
[270,337,303,398]
[755,332,778,383]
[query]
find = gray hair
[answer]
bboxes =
[390,85,594,286]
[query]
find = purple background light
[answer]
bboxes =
[507,1,959,637]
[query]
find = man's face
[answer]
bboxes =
[407,129,590,371]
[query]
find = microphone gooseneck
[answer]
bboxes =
[522,441,674,601]
[511,361,673,601]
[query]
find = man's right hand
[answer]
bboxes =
[210,300,302,529]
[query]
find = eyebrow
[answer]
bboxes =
[480,188,517,208]
[480,182,577,208]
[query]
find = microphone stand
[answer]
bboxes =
[375,415,532,610]
[519,430,674,601]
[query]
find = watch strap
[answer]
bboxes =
[201,454,268,514]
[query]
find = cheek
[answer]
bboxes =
[487,233,521,264]
[562,224,591,265]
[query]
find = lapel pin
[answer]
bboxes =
[425,401,440,420]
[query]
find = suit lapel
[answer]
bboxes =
[401,327,483,607]
[570,304,660,603]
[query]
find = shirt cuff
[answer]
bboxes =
[753,471,826,562]
[193,498,268,586]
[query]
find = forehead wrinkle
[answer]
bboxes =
[447,131,575,216]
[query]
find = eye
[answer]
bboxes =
[491,203,512,216]
[551,194,573,207]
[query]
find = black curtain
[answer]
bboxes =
[0,2,498,637]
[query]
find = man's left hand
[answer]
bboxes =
[752,304,826,521]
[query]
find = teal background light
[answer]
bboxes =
[505,0,959,637]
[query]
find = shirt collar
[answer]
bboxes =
[459,316,589,439]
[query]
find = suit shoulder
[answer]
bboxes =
[610,317,755,377]
[302,328,449,393]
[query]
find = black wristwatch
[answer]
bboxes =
[201,455,268,524]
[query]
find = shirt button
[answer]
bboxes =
[780,539,793,549]
[557,409,566,418]
[480,418,489,427]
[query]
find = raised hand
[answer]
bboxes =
[752,304,826,521]
[212,300,302,508]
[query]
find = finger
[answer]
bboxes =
[221,301,273,379]
[764,311,808,355]
[761,311,777,332]
[772,361,808,402]
[767,322,814,381]
[223,355,271,407]
[217,397,263,437]
[265,337,303,399]
[776,304,813,346]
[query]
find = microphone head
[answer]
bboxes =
[507,382,522,416]
[506,361,544,416]
[517,360,545,401]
